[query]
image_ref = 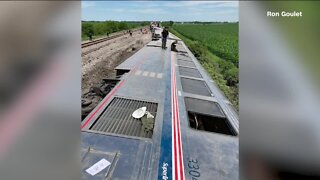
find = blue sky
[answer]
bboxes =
[82,1,238,22]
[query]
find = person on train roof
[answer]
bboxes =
[171,40,178,52]
[161,27,169,49]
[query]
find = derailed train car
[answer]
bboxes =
[81,32,239,179]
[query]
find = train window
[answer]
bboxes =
[178,66,202,78]
[116,69,130,76]
[184,97,223,117]
[180,78,211,96]
[188,112,236,136]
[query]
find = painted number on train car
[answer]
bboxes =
[187,158,201,179]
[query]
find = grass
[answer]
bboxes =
[173,23,238,66]
[170,26,239,110]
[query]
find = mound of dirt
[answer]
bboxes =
[81,31,151,119]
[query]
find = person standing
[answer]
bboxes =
[151,27,155,38]
[161,27,169,49]
[89,32,93,41]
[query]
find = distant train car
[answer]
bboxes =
[152,27,162,41]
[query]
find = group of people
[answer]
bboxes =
[140,28,148,34]
[161,27,178,52]
[88,26,178,52]
[128,30,132,36]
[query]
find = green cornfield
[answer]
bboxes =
[173,23,238,66]
[171,23,239,110]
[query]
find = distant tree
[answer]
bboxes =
[140,21,148,26]
[82,21,147,39]
[118,22,128,30]
[82,23,94,37]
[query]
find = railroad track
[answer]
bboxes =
[81,29,142,48]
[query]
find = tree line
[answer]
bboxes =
[82,21,149,39]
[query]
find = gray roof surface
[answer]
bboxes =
[81,33,239,179]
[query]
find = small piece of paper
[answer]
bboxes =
[86,158,111,176]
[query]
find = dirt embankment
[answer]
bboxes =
[81,31,151,95]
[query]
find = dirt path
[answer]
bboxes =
[81,31,151,95]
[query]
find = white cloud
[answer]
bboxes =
[82,1,96,8]
[112,7,166,14]
[82,1,238,21]
[203,2,238,8]
[130,1,161,8]
[163,1,238,8]
[134,8,166,14]
[112,8,126,12]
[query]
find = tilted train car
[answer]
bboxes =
[81,33,239,180]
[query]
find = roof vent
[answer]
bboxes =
[89,97,158,138]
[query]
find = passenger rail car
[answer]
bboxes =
[81,33,239,180]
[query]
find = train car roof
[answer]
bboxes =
[81,33,239,179]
